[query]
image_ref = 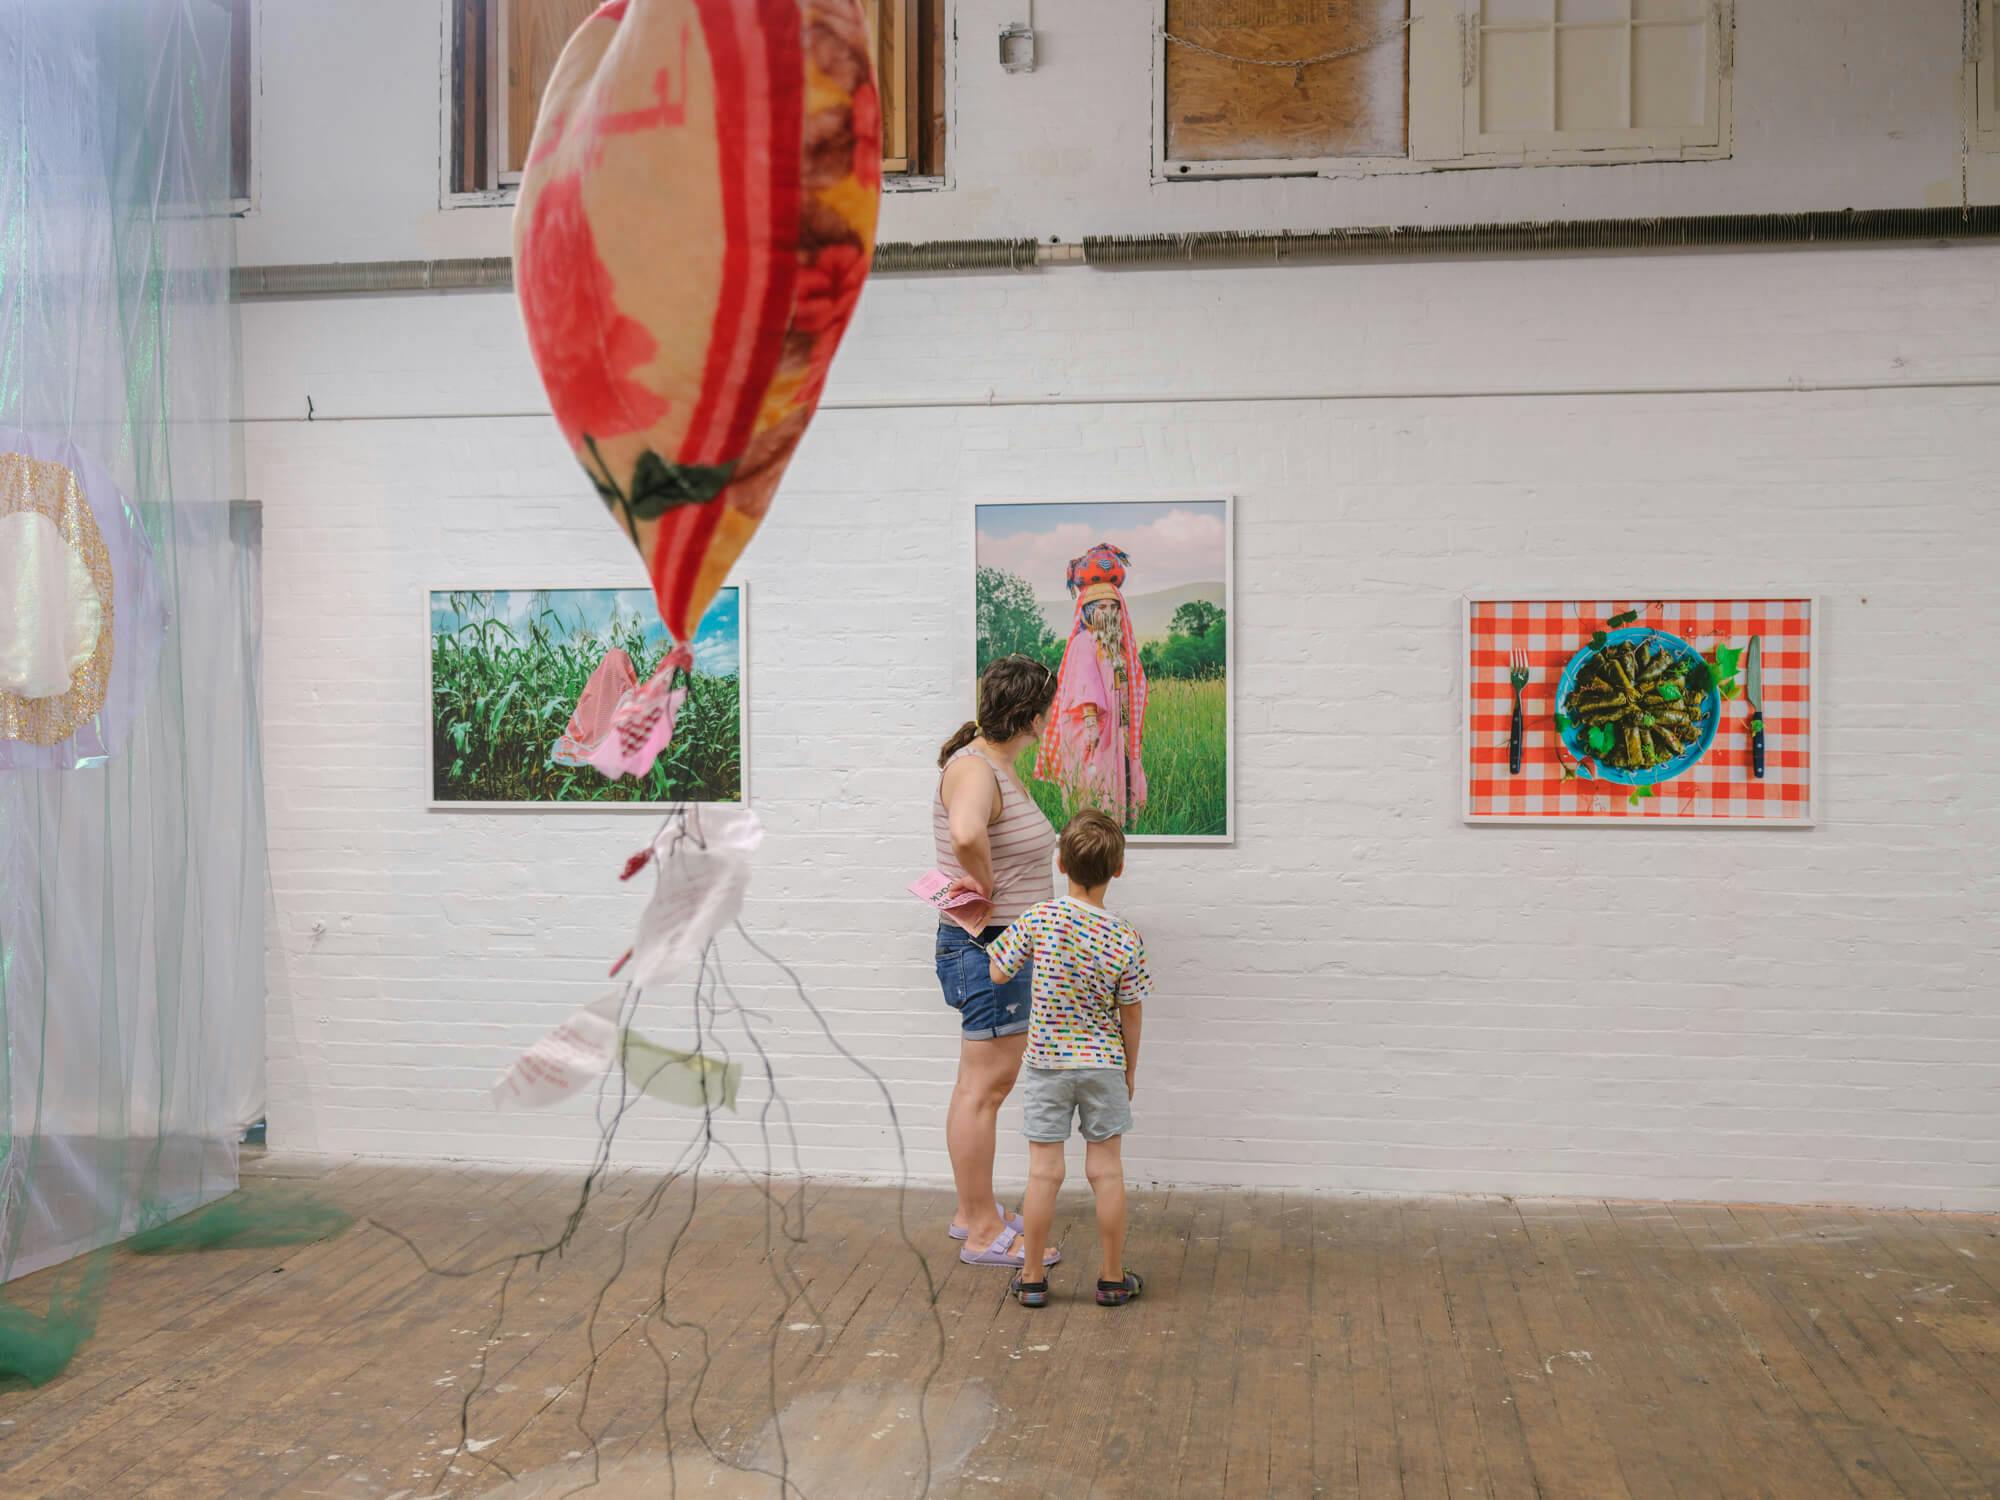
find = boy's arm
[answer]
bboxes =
[1117,932,1151,1094]
[1118,1002,1142,1094]
[987,914,1032,985]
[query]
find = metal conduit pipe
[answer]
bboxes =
[874,237,1044,272]
[232,256,517,299]
[1082,206,2000,267]
[230,207,2000,301]
[228,240,1045,300]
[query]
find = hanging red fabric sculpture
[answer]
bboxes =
[514,0,881,775]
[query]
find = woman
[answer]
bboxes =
[933,654,1063,1269]
[1036,544,1149,830]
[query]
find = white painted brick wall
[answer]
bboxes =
[238,0,2000,1209]
[244,258,2000,1209]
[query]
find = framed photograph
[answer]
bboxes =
[1463,594,1816,826]
[428,584,746,810]
[974,498,1234,845]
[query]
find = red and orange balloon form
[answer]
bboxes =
[515,0,881,775]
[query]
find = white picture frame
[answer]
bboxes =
[1461,592,1818,828]
[426,581,749,812]
[973,496,1235,847]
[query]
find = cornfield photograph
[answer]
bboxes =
[975,499,1233,844]
[428,585,745,808]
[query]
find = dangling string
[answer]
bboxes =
[374,803,946,1497]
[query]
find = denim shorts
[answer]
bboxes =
[935,923,1031,1041]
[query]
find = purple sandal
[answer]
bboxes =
[948,1201,1023,1242]
[958,1224,1061,1269]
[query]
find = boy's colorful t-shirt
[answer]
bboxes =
[988,897,1150,1070]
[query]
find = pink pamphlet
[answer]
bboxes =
[909,870,992,936]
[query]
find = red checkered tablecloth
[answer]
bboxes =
[1467,599,1813,822]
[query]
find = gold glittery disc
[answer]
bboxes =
[0,451,116,746]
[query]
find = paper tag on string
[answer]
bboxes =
[492,990,625,1107]
[622,1033,742,1112]
[623,807,764,990]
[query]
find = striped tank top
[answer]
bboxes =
[933,745,1056,926]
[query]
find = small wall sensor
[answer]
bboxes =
[999,21,1036,73]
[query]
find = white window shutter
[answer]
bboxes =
[1408,2,1470,161]
[1457,0,1729,162]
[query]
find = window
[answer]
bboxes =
[859,0,952,178]
[449,0,946,200]
[1157,0,1732,179]
[496,0,601,187]
[1978,0,1999,149]
[227,0,254,208]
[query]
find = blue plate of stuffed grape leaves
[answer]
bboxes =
[1555,627,1719,786]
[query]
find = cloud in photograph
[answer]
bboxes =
[691,587,740,677]
[975,502,1227,598]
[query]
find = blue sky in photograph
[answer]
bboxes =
[430,587,741,676]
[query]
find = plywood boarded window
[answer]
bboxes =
[451,0,946,196]
[1164,0,1411,163]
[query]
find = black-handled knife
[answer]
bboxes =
[1745,635,1765,779]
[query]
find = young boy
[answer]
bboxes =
[987,808,1149,1308]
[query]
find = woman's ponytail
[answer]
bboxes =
[937,719,981,768]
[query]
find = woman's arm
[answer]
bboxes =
[940,755,1001,896]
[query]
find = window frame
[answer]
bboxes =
[1153,0,1733,184]
[228,0,258,216]
[442,0,950,209]
[1977,0,2000,151]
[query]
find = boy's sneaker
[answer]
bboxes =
[1095,1271,1142,1306]
[1010,1273,1050,1308]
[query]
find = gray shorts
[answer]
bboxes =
[1020,1066,1132,1143]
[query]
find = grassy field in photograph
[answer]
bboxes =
[430,616,740,805]
[1014,677,1227,838]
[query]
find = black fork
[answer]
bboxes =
[1508,652,1530,775]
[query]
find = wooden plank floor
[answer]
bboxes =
[0,1156,1994,1499]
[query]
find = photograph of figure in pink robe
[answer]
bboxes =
[975,501,1232,844]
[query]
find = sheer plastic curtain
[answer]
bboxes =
[0,0,262,1286]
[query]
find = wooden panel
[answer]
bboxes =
[864,0,920,174]
[1984,0,2000,142]
[1165,0,1410,163]
[919,0,946,173]
[451,0,490,192]
[505,0,599,176]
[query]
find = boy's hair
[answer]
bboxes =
[1060,809,1124,888]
